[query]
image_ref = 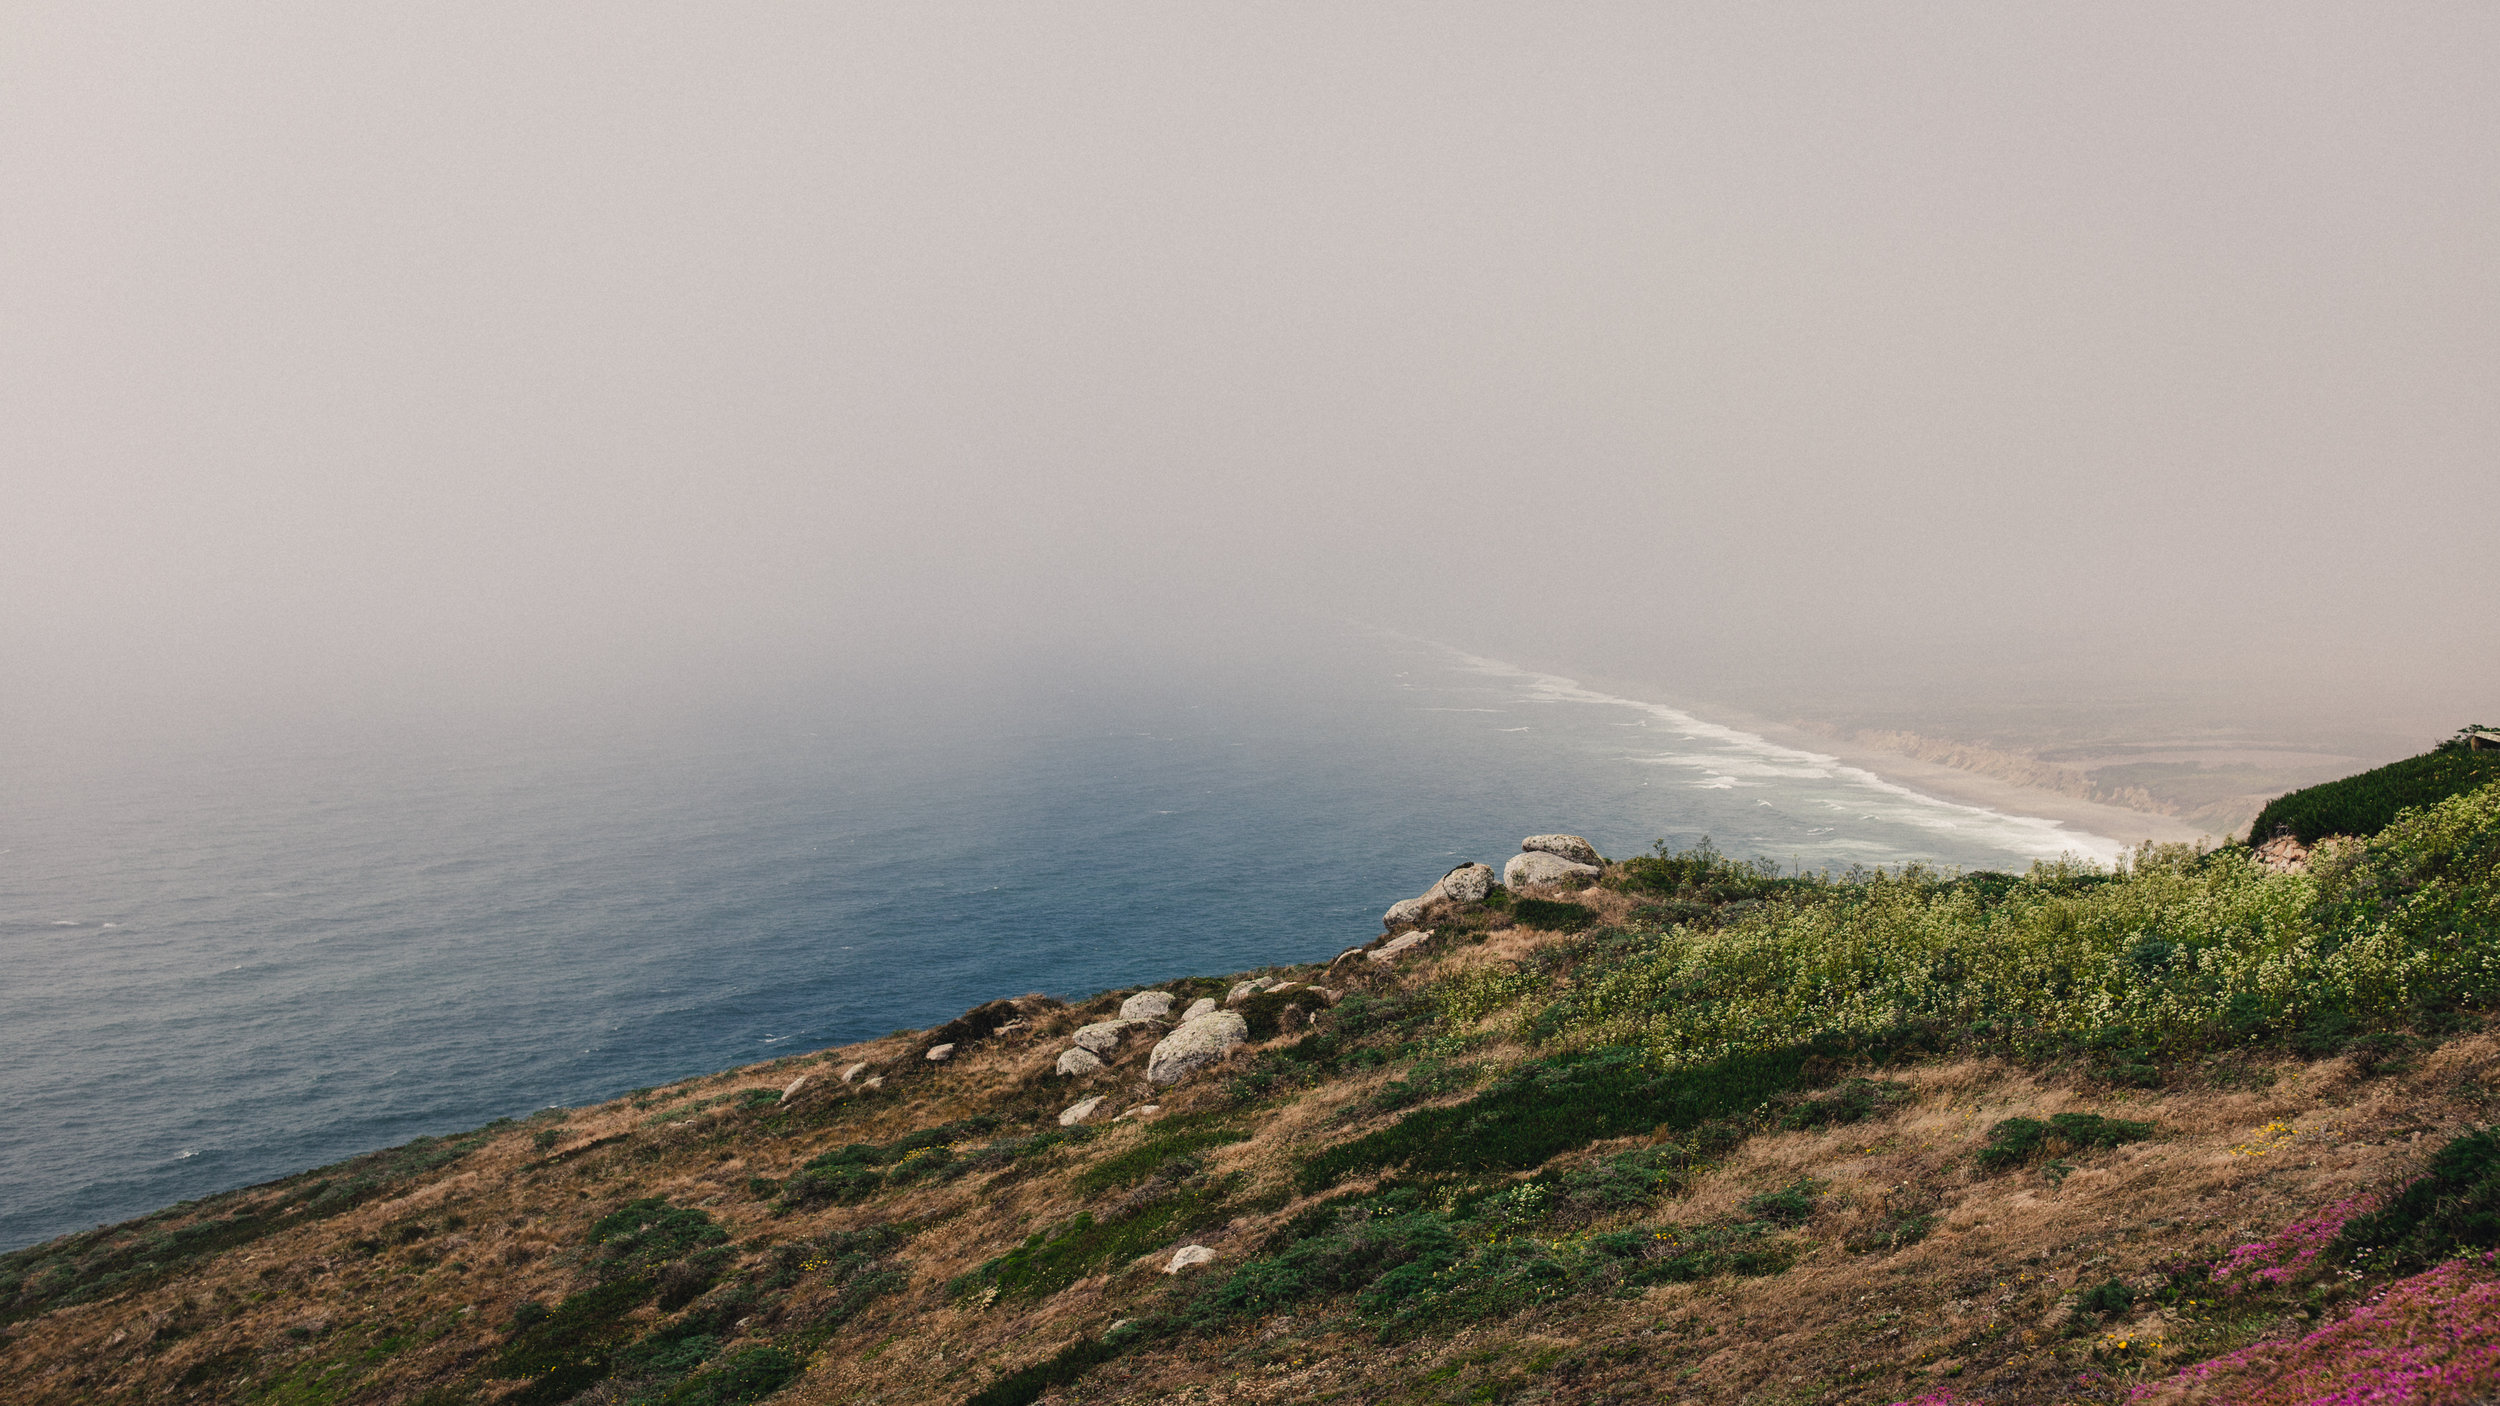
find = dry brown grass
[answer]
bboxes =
[7,900,2496,1406]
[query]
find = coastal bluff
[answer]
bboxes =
[9,793,2500,1406]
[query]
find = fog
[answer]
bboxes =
[6,4,2495,758]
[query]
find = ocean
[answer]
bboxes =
[0,632,2118,1252]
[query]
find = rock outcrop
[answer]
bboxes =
[1382,895,1435,930]
[1056,1047,1104,1076]
[1058,1096,1107,1126]
[1369,930,1430,963]
[1164,1245,1217,1273]
[1228,978,1282,1005]
[1146,1011,1249,1086]
[1181,997,1217,1021]
[1383,862,1497,929]
[1120,991,1176,1020]
[1072,1020,1146,1054]
[1521,834,1602,867]
[1505,850,1600,889]
[924,1043,956,1062]
[1438,862,1496,904]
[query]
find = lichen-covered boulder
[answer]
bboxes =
[1384,862,1498,929]
[1059,1096,1107,1126]
[1368,931,1431,963]
[1120,991,1176,1020]
[1227,978,1282,1005]
[1146,1011,1250,1086]
[1072,1019,1144,1054]
[1181,997,1217,1021]
[924,1043,956,1062]
[839,1062,872,1083]
[1056,1046,1105,1076]
[1521,834,1602,867]
[1437,862,1496,904]
[1505,850,1600,889]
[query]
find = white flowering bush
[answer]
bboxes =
[1562,784,2500,1071]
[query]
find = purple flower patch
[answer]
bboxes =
[2131,1253,2500,1405]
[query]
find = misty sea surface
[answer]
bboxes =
[0,633,2120,1252]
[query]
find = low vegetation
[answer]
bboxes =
[2247,725,2500,843]
[7,756,2500,1405]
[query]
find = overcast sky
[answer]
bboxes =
[6,4,2493,750]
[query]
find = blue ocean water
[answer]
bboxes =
[0,634,2117,1252]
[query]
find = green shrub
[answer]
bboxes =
[961,1335,1123,1406]
[1510,899,1596,932]
[2249,743,2500,844]
[1974,1113,2156,1171]
[1610,839,1780,902]
[957,1187,1226,1301]
[1548,785,2500,1072]
[1232,989,1318,1039]
[1739,1180,1820,1226]
[1297,1037,1918,1193]
[590,1198,726,1278]
[2075,1278,2135,1317]
[1074,1122,1248,1193]
[1779,1078,1911,1130]
[2335,1126,2500,1274]
[1551,1145,1692,1215]
[490,1277,655,1401]
[778,1116,1004,1208]
[658,1345,801,1406]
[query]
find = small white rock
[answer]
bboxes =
[1117,1103,1162,1121]
[1181,997,1217,1021]
[839,1062,871,1084]
[1164,1245,1217,1274]
[1056,1047,1105,1076]
[925,1043,956,1062]
[1119,991,1177,1020]
[1368,930,1431,963]
[1072,1020,1141,1054]
[861,1075,884,1089]
[1059,1096,1107,1127]
[777,1075,809,1105]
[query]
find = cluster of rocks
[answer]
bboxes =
[1505,833,1603,888]
[1043,978,1341,1127]
[1382,862,1494,930]
[1380,834,1604,931]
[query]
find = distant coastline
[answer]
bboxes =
[1734,713,2221,850]
[1435,648,2155,865]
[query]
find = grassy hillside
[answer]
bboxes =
[2246,727,2500,843]
[7,783,2500,1406]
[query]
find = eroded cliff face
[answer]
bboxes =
[7,851,2499,1406]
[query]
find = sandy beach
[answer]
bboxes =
[1541,665,2228,855]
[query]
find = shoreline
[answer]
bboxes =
[1497,658,2223,857]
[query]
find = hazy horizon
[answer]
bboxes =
[7,4,2495,760]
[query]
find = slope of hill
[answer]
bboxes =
[7,783,2500,1406]
[2247,728,2500,843]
